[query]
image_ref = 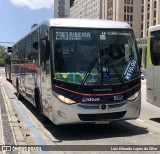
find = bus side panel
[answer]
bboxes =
[146,67,154,104]
[11,64,19,87]
[147,66,160,108]
[24,64,37,105]
[5,64,11,81]
[147,31,152,67]
[40,69,54,119]
[153,66,160,108]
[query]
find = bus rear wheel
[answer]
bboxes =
[16,80,23,100]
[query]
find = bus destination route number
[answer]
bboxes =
[123,58,137,80]
[55,31,91,41]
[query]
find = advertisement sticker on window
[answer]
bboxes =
[123,58,137,80]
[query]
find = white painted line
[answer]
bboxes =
[0,84,6,154]
[136,118,144,122]
[0,99,5,145]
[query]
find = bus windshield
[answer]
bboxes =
[52,28,140,85]
[150,30,160,65]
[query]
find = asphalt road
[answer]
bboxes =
[0,67,160,154]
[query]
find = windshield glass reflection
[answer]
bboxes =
[52,28,140,85]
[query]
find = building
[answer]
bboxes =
[101,0,142,38]
[70,0,160,38]
[54,0,72,18]
[69,0,160,67]
[70,0,101,19]
[141,0,160,67]
[101,0,160,39]
[54,0,58,17]
[142,0,160,38]
[69,0,142,38]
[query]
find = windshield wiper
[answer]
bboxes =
[81,54,99,86]
[81,54,99,85]
[81,48,125,86]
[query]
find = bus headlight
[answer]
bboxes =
[127,91,140,101]
[57,94,76,104]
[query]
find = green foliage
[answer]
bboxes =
[0,59,5,66]
[0,45,9,66]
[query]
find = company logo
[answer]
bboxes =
[93,88,112,92]
[82,97,100,102]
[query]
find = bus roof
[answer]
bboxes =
[33,18,132,30]
[149,24,160,32]
[14,18,132,45]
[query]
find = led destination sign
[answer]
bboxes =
[55,31,91,41]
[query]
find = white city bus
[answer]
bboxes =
[146,25,160,108]
[7,18,141,125]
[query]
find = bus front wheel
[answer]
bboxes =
[35,90,49,123]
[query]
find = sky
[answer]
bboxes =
[0,0,54,47]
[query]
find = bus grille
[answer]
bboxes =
[78,111,126,121]
[77,101,127,110]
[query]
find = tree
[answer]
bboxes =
[0,45,9,66]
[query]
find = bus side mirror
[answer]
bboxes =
[33,42,38,49]
[40,39,50,61]
[7,47,12,53]
[40,25,50,61]
[45,40,50,60]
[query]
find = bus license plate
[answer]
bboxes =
[95,121,110,124]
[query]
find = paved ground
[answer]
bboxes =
[0,68,30,154]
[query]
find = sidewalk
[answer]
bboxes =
[0,78,28,154]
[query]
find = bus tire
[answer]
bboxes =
[16,79,23,100]
[35,90,49,123]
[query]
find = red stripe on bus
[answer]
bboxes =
[12,64,38,71]
[54,83,141,96]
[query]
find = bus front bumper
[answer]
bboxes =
[52,95,141,125]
